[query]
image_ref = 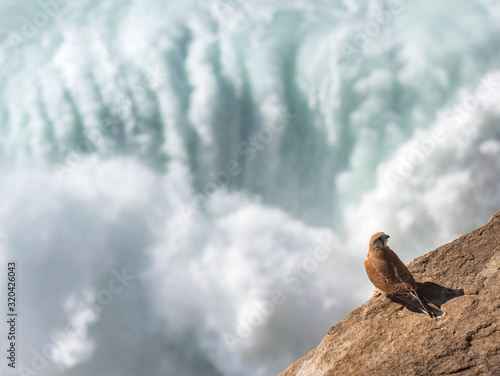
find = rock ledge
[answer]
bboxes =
[279,211,500,376]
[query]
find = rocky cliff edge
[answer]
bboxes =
[279,211,500,375]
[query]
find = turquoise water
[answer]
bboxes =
[1,0,500,375]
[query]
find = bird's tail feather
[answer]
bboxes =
[389,291,444,318]
[411,290,441,318]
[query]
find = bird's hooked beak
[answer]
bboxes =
[384,234,390,246]
[374,233,390,249]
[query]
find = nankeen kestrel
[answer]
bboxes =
[364,232,436,317]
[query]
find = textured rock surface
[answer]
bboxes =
[279,211,500,376]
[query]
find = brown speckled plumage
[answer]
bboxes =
[364,232,416,294]
[364,232,437,317]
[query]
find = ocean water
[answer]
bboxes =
[1,0,500,375]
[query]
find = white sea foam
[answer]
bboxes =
[1,0,500,375]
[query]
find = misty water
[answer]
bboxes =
[1,0,500,375]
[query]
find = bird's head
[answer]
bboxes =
[370,232,390,250]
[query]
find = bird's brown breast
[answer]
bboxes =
[364,247,416,294]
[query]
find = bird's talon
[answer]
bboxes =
[374,289,382,297]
